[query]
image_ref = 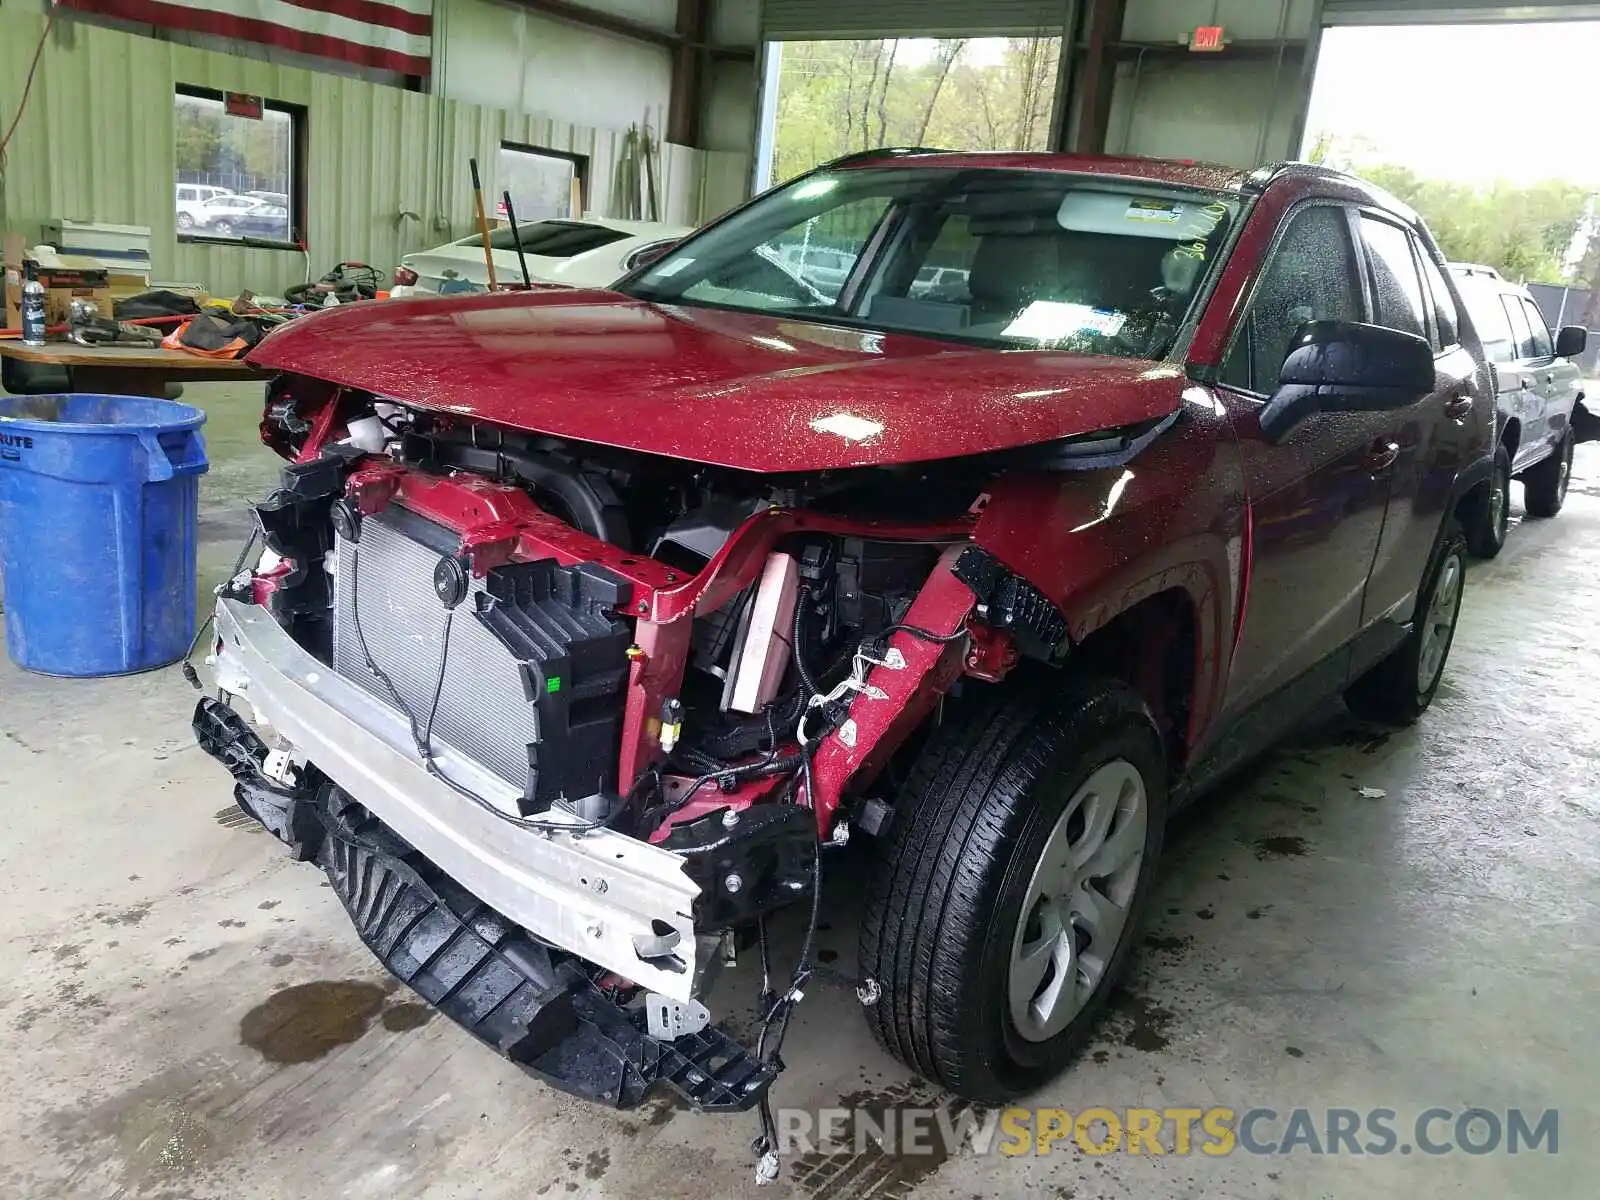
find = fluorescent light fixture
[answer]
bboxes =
[809,412,884,442]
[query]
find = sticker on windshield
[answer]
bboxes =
[1003,301,1127,342]
[1125,198,1182,223]
[648,257,693,278]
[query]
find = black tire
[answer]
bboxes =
[1523,430,1573,518]
[1345,520,1467,725]
[858,675,1167,1103]
[1464,445,1510,558]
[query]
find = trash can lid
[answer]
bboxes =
[0,393,206,435]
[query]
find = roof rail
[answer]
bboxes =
[1446,262,1503,279]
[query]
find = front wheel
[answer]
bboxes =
[1345,521,1467,725]
[1523,430,1573,518]
[858,676,1166,1103]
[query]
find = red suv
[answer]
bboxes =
[195,153,1493,1151]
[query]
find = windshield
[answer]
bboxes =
[622,167,1240,358]
[457,220,630,257]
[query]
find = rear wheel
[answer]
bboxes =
[1464,445,1510,558]
[1345,521,1467,725]
[858,676,1166,1102]
[1523,430,1573,518]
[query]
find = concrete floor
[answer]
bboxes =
[2,380,1597,1199]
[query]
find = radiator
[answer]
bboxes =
[331,506,631,808]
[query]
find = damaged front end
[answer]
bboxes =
[194,378,1070,1127]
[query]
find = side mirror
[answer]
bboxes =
[1259,320,1435,443]
[1556,324,1587,358]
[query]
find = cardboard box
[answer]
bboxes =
[3,254,112,329]
[35,261,111,325]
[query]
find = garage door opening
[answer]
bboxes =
[763,37,1062,185]
[1304,21,1600,350]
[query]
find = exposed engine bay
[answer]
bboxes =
[195,375,1073,1167]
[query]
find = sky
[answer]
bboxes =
[1304,22,1600,186]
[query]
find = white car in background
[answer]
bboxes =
[198,193,270,235]
[175,184,233,230]
[390,218,691,297]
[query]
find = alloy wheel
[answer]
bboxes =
[1489,470,1507,543]
[1416,548,1464,692]
[1008,760,1147,1043]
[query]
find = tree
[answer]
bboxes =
[913,40,966,144]
[770,37,1067,181]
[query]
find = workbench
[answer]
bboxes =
[0,339,257,397]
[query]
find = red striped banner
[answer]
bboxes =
[54,0,433,77]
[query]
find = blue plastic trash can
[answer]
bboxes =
[0,394,208,676]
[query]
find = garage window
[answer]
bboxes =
[499,144,585,222]
[175,88,302,246]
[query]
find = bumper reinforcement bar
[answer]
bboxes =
[194,697,776,1113]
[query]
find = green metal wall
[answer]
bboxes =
[0,9,706,298]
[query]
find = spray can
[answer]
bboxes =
[20,261,47,347]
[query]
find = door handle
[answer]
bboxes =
[1545,373,1555,384]
[1443,394,1474,421]
[1520,376,1534,389]
[1364,439,1400,472]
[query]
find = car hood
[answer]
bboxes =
[249,291,1189,472]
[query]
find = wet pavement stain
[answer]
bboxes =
[1142,933,1192,956]
[97,902,153,927]
[380,1002,435,1032]
[268,953,294,968]
[1102,989,1175,1053]
[1252,835,1310,859]
[113,1095,216,1186]
[583,1148,610,1179]
[789,1077,961,1200]
[238,980,388,1063]
[186,947,220,962]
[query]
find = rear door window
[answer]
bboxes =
[1456,279,1516,362]
[1414,246,1459,350]
[1519,297,1554,358]
[1359,215,1428,339]
[1500,295,1535,361]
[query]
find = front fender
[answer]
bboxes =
[970,387,1246,758]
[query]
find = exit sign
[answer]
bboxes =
[1190,25,1226,52]
[225,92,264,119]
